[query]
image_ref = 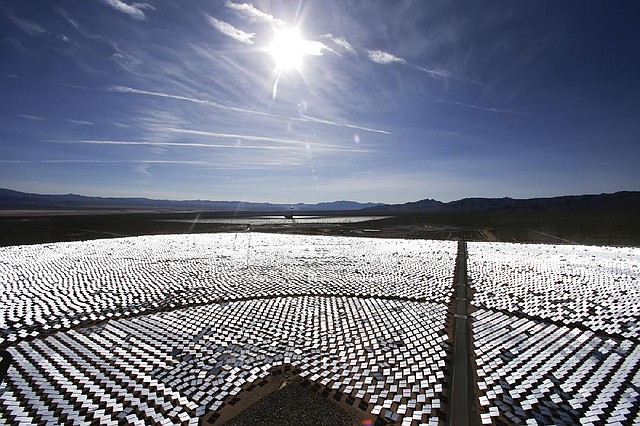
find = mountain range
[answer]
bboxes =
[1,188,638,213]
[0,188,382,211]
[363,191,640,213]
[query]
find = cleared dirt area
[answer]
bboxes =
[0,209,638,247]
[219,378,360,426]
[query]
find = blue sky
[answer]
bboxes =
[1,0,638,203]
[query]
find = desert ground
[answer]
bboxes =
[0,209,638,247]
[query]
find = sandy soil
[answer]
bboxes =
[223,379,360,426]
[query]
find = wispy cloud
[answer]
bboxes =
[322,34,356,54]
[57,7,107,42]
[16,114,44,121]
[0,159,298,168]
[367,50,476,85]
[52,140,292,150]
[415,66,452,79]
[106,85,391,134]
[8,15,46,36]
[163,127,318,146]
[0,159,205,164]
[437,130,463,136]
[107,85,271,116]
[52,139,366,153]
[99,0,155,20]
[134,162,151,177]
[62,83,95,91]
[436,99,527,115]
[225,1,284,26]
[56,8,80,30]
[301,116,390,135]
[367,50,406,65]
[419,67,482,86]
[206,15,255,45]
[65,119,95,125]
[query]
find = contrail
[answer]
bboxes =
[0,159,300,167]
[161,127,370,151]
[106,85,391,135]
[49,139,368,153]
[436,99,527,115]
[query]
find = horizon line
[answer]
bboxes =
[0,187,637,207]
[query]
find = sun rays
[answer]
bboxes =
[267,27,326,72]
[266,26,329,99]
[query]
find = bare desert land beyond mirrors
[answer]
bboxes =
[0,207,639,426]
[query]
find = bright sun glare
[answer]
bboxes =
[268,27,307,72]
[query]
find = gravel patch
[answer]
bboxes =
[224,379,361,426]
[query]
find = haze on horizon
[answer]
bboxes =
[1,0,638,204]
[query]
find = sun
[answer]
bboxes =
[266,26,327,98]
[267,27,308,72]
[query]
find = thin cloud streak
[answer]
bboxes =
[322,34,355,54]
[0,159,299,168]
[437,130,463,136]
[56,7,80,30]
[99,0,154,20]
[65,119,95,125]
[206,15,255,45]
[106,85,391,134]
[436,99,527,115]
[224,1,284,26]
[416,67,482,86]
[367,50,477,85]
[415,66,452,79]
[16,114,44,121]
[163,128,309,145]
[163,128,344,150]
[367,50,406,65]
[8,14,46,36]
[107,85,260,113]
[52,139,367,153]
[1,159,209,164]
[301,116,390,135]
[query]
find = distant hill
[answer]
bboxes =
[2,188,638,214]
[0,188,384,212]
[364,191,640,213]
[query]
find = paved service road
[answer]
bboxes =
[450,241,471,426]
